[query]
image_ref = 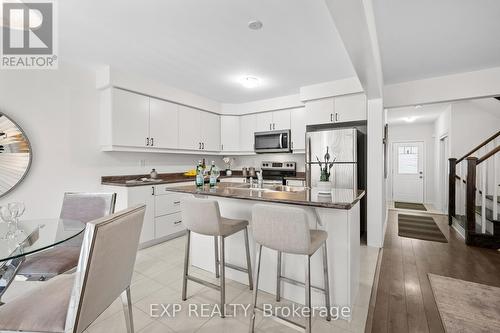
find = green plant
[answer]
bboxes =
[316,147,336,181]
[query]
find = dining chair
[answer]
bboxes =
[17,192,116,280]
[0,204,146,333]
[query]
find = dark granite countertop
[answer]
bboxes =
[165,182,365,210]
[101,171,245,187]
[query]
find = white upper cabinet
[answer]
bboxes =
[334,93,367,122]
[221,116,240,152]
[200,111,220,151]
[178,105,201,151]
[305,94,367,125]
[256,112,273,132]
[149,98,178,149]
[290,107,307,151]
[240,114,257,152]
[305,98,335,125]
[272,109,291,130]
[256,110,291,131]
[112,88,150,147]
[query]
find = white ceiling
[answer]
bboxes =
[373,0,500,84]
[58,0,356,103]
[387,103,449,125]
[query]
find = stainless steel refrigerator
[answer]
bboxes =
[306,128,358,191]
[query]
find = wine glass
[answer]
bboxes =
[0,205,15,240]
[8,202,26,238]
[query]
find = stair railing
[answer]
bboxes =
[449,130,500,245]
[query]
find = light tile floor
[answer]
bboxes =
[4,235,379,333]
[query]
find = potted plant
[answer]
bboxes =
[222,157,235,176]
[315,147,336,193]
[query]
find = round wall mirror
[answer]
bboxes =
[0,113,32,198]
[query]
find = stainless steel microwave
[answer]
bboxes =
[254,129,291,153]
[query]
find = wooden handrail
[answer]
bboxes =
[477,145,500,164]
[456,130,500,163]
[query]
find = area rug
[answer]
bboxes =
[428,274,500,333]
[398,214,447,243]
[394,201,427,211]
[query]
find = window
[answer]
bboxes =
[398,146,418,174]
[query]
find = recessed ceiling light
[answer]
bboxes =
[240,76,260,88]
[415,105,422,109]
[405,116,416,123]
[248,20,263,30]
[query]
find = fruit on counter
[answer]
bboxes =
[184,169,197,176]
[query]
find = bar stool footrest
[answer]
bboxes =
[280,276,326,294]
[186,275,221,291]
[223,262,250,274]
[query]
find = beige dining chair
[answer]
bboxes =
[0,205,146,333]
[18,192,116,280]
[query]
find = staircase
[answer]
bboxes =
[448,130,500,249]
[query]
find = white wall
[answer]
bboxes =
[386,122,436,205]
[433,106,451,212]
[0,63,222,219]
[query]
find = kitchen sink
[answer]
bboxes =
[229,183,308,193]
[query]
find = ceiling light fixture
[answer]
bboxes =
[248,20,263,30]
[405,116,416,123]
[240,76,260,88]
[415,105,422,109]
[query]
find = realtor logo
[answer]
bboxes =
[1,0,58,69]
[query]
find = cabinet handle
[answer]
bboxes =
[202,142,205,150]
[221,144,224,151]
[335,113,339,122]
[199,142,201,149]
[150,137,154,146]
[269,123,272,130]
[173,201,181,204]
[152,186,155,195]
[146,137,150,146]
[174,221,182,225]
[330,114,333,122]
[273,123,276,130]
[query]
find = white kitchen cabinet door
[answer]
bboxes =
[201,111,221,151]
[334,93,367,122]
[127,186,156,244]
[112,88,150,147]
[178,105,201,150]
[149,98,179,149]
[272,109,291,130]
[240,114,257,152]
[290,107,307,151]
[221,116,240,152]
[305,98,335,125]
[256,112,273,132]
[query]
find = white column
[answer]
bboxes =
[367,98,385,248]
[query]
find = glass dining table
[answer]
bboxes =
[0,218,86,304]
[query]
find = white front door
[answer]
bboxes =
[392,141,424,203]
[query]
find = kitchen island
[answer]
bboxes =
[167,182,365,312]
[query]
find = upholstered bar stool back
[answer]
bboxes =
[180,196,222,236]
[251,204,311,254]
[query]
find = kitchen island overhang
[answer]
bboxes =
[168,183,365,318]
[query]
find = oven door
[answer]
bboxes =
[254,130,291,153]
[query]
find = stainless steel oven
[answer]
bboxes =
[254,129,291,153]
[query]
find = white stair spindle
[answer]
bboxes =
[481,160,487,234]
[494,150,498,223]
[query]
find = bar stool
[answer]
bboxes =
[250,204,331,333]
[180,196,253,318]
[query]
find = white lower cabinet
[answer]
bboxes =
[102,182,192,247]
[155,212,184,239]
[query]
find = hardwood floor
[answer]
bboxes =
[367,209,500,333]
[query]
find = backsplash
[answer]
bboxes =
[228,153,306,172]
